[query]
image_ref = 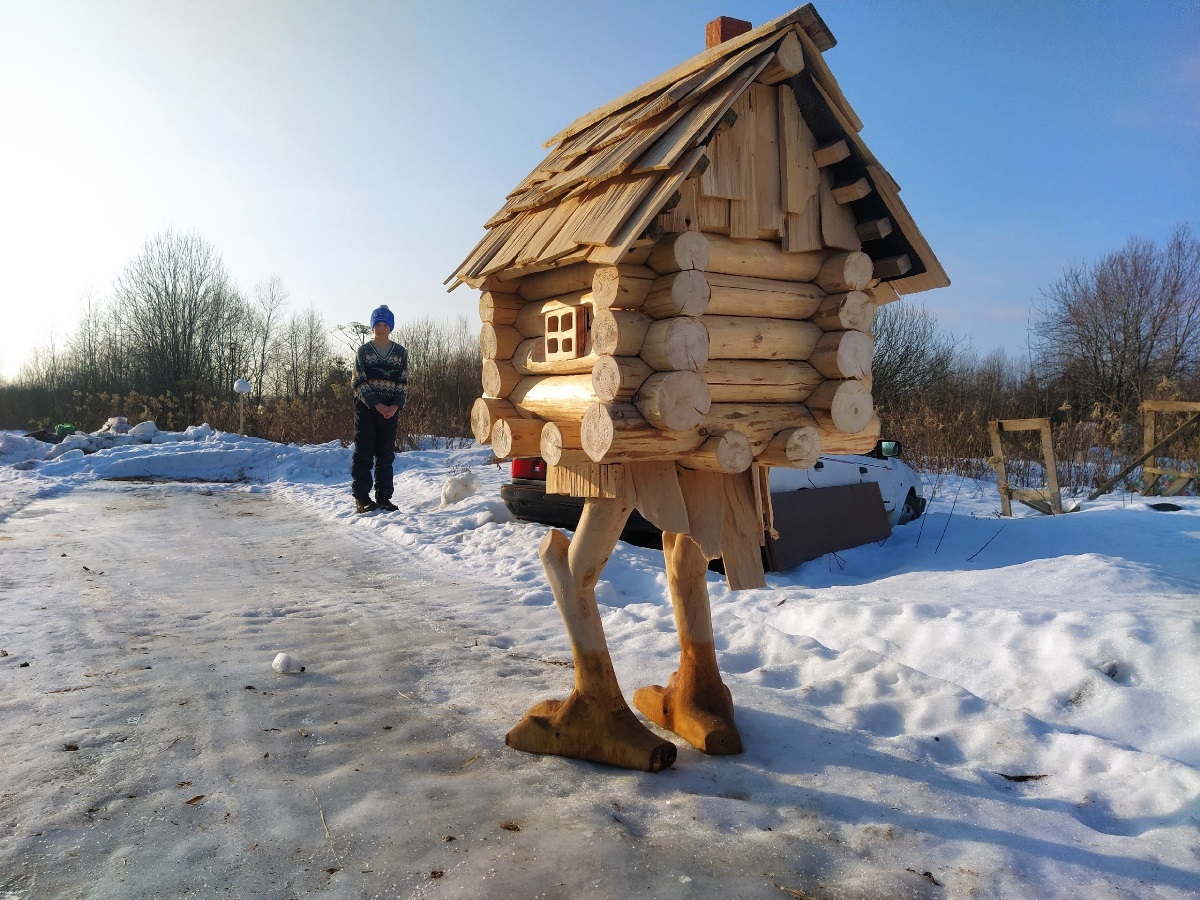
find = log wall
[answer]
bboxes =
[473,229,878,486]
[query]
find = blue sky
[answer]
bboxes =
[1,0,1197,380]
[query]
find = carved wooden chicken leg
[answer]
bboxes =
[505,496,677,772]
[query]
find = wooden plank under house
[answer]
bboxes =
[446,4,951,772]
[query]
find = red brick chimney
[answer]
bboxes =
[705,15,752,49]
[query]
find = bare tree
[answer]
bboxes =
[112,229,243,419]
[18,338,64,393]
[332,322,371,360]
[870,301,960,415]
[247,276,289,402]
[392,315,479,442]
[271,307,336,402]
[1032,224,1200,420]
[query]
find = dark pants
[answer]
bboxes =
[351,401,398,502]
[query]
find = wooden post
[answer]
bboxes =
[1039,419,1064,515]
[989,420,1012,517]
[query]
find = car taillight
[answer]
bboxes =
[511,458,547,480]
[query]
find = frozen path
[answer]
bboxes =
[2,478,1199,900]
[0,481,835,899]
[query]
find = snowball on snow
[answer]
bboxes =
[271,652,305,674]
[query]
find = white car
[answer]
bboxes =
[770,441,927,527]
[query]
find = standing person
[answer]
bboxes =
[351,305,408,513]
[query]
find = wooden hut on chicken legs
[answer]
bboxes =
[447,4,949,771]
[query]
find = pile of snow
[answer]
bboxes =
[441,467,482,506]
[42,421,219,461]
[0,431,49,469]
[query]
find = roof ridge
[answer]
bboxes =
[542,4,828,150]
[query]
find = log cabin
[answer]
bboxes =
[446,4,949,770]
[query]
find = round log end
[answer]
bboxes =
[817,251,875,293]
[648,231,711,275]
[470,398,495,445]
[634,370,711,432]
[810,380,873,434]
[540,421,565,466]
[715,430,753,473]
[581,403,616,463]
[680,430,753,473]
[491,419,514,458]
[642,317,710,372]
[783,426,821,468]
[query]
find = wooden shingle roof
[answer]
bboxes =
[448,4,947,296]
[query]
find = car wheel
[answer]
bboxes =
[898,490,923,525]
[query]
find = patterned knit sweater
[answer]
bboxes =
[352,340,409,409]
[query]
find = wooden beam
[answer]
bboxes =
[1087,411,1200,500]
[865,163,950,294]
[706,272,824,319]
[795,4,836,51]
[812,140,850,168]
[873,255,912,279]
[756,30,806,85]
[831,176,871,205]
[1142,400,1200,413]
[855,217,893,242]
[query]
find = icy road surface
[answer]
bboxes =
[0,481,843,899]
[2,473,1198,900]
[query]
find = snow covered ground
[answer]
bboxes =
[1,426,1197,899]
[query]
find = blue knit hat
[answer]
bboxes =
[370,305,394,330]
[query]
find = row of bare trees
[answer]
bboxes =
[0,230,481,444]
[874,224,1199,488]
